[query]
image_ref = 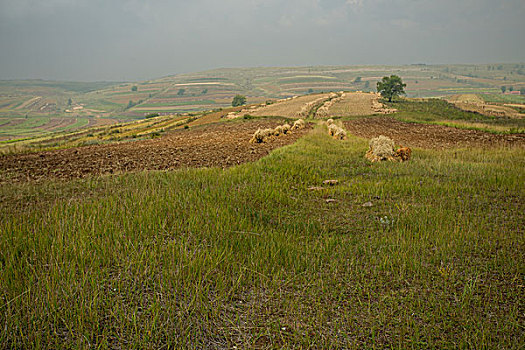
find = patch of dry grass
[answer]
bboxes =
[251,93,331,118]
[327,92,378,116]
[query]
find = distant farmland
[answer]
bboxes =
[1,63,524,139]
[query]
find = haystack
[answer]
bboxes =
[328,124,338,136]
[250,128,274,143]
[365,135,411,162]
[328,124,346,140]
[333,127,347,140]
[292,119,305,130]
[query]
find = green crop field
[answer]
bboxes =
[479,93,525,104]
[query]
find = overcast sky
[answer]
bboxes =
[0,0,524,81]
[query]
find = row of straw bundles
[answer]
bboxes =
[372,99,396,114]
[250,128,274,143]
[316,92,345,118]
[226,103,269,119]
[291,119,305,130]
[250,120,302,143]
[299,96,332,117]
[365,135,411,162]
[328,123,347,140]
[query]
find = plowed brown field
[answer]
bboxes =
[344,117,525,149]
[0,120,311,183]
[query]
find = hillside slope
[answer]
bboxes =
[1,63,524,140]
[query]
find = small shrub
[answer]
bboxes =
[232,95,247,107]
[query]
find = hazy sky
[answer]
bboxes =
[1,0,524,81]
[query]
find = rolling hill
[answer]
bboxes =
[1,63,524,141]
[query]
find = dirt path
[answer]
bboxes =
[0,120,310,183]
[344,117,525,149]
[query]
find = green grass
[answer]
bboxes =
[137,100,217,107]
[391,99,525,133]
[82,99,124,111]
[59,117,90,132]
[278,77,338,84]
[478,93,525,104]
[0,116,51,138]
[0,127,523,348]
[0,116,94,140]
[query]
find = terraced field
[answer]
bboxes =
[446,94,525,118]
[0,116,100,141]
[1,64,524,141]
[0,119,311,183]
[250,93,331,118]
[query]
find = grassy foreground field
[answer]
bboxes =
[1,126,524,348]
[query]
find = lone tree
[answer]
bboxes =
[131,85,138,92]
[232,95,246,107]
[377,75,406,102]
[501,86,506,93]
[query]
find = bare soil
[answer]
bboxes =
[344,117,525,149]
[0,120,311,183]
